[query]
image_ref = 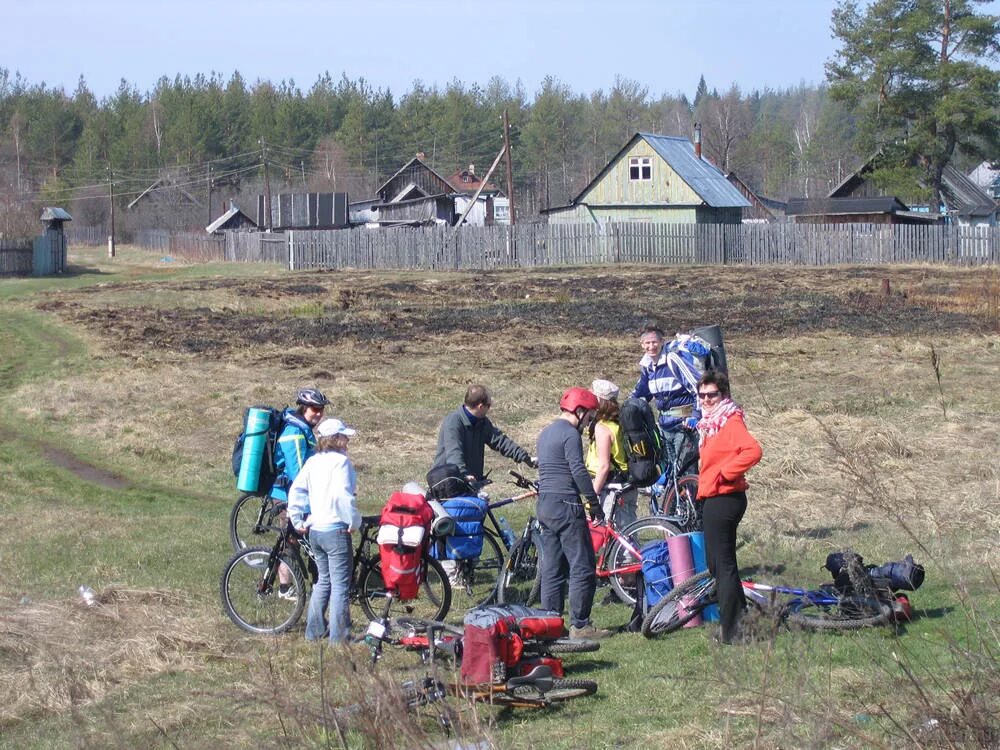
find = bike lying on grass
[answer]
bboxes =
[220,516,452,634]
[641,553,912,637]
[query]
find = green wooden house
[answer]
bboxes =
[545,132,749,225]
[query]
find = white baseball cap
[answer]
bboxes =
[317,418,357,437]
[591,379,620,401]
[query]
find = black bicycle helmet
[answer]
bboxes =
[296,387,330,408]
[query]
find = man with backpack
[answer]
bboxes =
[430,384,536,484]
[536,387,610,641]
[631,324,702,473]
[272,387,330,599]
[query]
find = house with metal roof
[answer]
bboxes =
[828,156,998,226]
[544,132,749,225]
[726,172,786,223]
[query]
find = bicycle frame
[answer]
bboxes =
[741,580,846,613]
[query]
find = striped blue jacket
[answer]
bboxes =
[631,344,703,431]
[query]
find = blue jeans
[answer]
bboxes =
[306,525,353,643]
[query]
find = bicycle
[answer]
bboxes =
[362,615,599,708]
[639,426,701,532]
[220,516,452,634]
[229,491,283,552]
[497,482,683,608]
[640,558,893,638]
[432,470,539,612]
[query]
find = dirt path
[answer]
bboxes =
[0,425,131,491]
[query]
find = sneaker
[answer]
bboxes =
[569,623,613,640]
[278,585,298,601]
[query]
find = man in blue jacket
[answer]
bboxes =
[271,387,329,599]
[430,384,535,483]
[631,325,703,471]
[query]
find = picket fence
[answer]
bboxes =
[131,222,1000,270]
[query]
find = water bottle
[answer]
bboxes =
[78,585,97,606]
[498,517,517,549]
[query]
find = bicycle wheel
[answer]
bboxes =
[543,679,599,701]
[220,546,306,634]
[448,532,505,611]
[497,534,541,606]
[661,475,702,532]
[641,570,716,638]
[606,517,683,607]
[542,638,601,654]
[229,493,282,551]
[784,595,890,631]
[357,557,452,623]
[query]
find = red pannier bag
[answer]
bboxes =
[589,519,611,553]
[376,491,434,600]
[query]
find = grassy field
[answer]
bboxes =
[1,245,997,748]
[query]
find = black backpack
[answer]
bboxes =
[231,406,285,495]
[619,397,664,487]
[425,462,475,500]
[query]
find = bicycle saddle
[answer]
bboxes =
[505,664,554,694]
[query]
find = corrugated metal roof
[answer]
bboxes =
[637,133,750,208]
[40,207,72,221]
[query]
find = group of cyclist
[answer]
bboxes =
[262,322,761,646]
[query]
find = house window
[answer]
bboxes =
[629,157,652,181]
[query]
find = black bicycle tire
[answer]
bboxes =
[544,678,599,701]
[229,492,282,552]
[784,596,890,631]
[607,517,684,606]
[448,531,505,611]
[542,638,601,654]
[641,570,716,638]
[497,535,541,606]
[661,475,702,532]
[220,546,306,634]
[357,556,453,623]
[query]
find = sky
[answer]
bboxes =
[6,0,847,102]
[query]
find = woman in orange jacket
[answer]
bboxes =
[695,370,762,644]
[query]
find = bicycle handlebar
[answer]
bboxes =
[509,469,538,490]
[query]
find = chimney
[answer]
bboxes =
[416,151,425,160]
[468,163,475,175]
[694,123,702,159]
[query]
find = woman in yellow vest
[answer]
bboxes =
[586,379,638,529]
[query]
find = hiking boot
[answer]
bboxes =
[569,623,613,640]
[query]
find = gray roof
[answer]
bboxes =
[206,203,256,233]
[40,207,72,221]
[639,134,750,207]
[572,133,749,208]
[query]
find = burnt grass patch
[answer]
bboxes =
[32,266,991,360]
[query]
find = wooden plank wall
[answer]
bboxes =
[132,222,1000,270]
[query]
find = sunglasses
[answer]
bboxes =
[697,391,722,400]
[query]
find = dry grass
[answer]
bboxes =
[0,587,228,730]
[3,257,1000,747]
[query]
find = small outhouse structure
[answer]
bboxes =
[34,207,71,275]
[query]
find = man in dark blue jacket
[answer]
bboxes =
[430,384,534,483]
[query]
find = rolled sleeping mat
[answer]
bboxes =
[236,407,272,493]
[687,531,719,623]
[666,533,701,628]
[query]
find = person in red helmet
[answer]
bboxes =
[536,386,610,640]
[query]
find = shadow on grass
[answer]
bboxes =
[780,521,873,539]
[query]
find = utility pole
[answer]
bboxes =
[207,164,213,225]
[107,165,116,258]
[502,108,516,226]
[259,138,272,230]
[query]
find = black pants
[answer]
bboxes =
[537,498,596,629]
[702,491,747,642]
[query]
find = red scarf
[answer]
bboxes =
[696,397,743,447]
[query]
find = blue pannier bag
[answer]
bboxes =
[641,540,672,607]
[433,496,489,560]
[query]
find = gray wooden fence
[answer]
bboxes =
[132,222,1000,270]
[0,239,33,276]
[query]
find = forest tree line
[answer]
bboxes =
[2,1,998,238]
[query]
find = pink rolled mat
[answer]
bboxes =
[666,533,701,628]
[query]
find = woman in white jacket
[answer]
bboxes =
[288,418,362,644]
